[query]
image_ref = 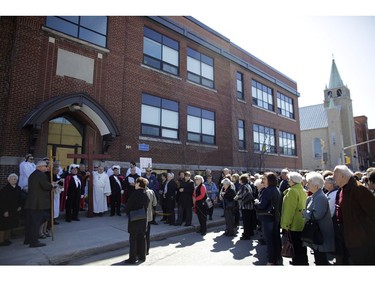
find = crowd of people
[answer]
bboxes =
[1,154,375,265]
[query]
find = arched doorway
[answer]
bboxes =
[21,92,120,161]
[47,117,83,171]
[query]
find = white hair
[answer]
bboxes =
[334,165,354,178]
[254,178,263,187]
[8,173,18,181]
[288,171,303,184]
[194,175,204,184]
[221,178,232,187]
[306,172,324,189]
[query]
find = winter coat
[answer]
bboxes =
[303,189,335,252]
[281,182,307,231]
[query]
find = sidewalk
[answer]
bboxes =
[0,208,225,265]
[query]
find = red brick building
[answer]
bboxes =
[0,16,302,180]
[354,116,371,170]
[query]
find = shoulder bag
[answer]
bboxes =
[301,212,324,245]
[129,208,147,222]
[281,230,295,258]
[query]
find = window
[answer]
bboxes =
[187,106,215,144]
[251,80,274,111]
[313,138,322,158]
[279,131,297,156]
[143,27,179,75]
[237,72,244,100]
[253,124,276,153]
[187,48,214,88]
[277,92,294,119]
[238,120,245,149]
[46,16,107,47]
[141,93,179,140]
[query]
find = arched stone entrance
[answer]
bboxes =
[21,93,120,164]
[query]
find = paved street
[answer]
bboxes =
[68,226,314,266]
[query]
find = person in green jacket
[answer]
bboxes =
[280,171,308,265]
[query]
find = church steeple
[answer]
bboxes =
[328,58,344,89]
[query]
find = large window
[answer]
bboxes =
[251,80,274,111]
[238,120,245,149]
[237,72,244,100]
[46,16,107,47]
[253,124,276,153]
[187,48,214,88]
[279,131,297,156]
[277,92,294,119]
[143,27,179,75]
[141,93,179,140]
[313,138,322,158]
[187,106,215,144]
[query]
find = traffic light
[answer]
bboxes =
[345,156,351,164]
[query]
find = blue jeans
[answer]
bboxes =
[262,220,281,264]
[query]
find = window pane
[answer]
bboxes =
[237,79,243,92]
[187,57,200,75]
[142,125,160,137]
[60,16,79,23]
[142,93,161,107]
[202,135,214,144]
[188,72,200,84]
[80,16,107,34]
[144,55,161,69]
[79,28,106,47]
[144,37,161,59]
[162,99,178,111]
[141,105,160,126]
[163,36,179,50]
[162,128,178,139]
[201,63,213,80]
[144,27,162,43]
[188,132,200,142]
[161,109,178,129]
[163,45,179,66]
[239,128,244,140]
[46,17,78,37]
[202,119,215,135]
[187,106,201,117]
[187,115,201,133]
[187,48,200,59]
[202,110,214,120]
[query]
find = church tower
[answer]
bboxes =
[323,59,358,170]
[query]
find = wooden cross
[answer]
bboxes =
[67,137,111,217]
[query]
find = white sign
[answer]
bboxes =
[140,157,152,173]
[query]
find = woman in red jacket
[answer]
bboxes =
[193,175,208,236]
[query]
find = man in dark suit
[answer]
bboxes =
[24,160,53,248]
[176,171,194,226]
[109,165,124,216]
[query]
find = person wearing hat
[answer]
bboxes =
[280,171,308,265]
[109,165,125,216]
[23,160,53,248]
[61,164,83,222]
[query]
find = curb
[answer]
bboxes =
[52,218,225,265]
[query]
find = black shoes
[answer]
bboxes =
[53,220,60,225]
[149,221,158,225]
[29,242,46,248]
[240,236,251,240]
[124,259,136,264]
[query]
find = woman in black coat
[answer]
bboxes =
[220,178,237,237]
[124,177,150,264]
[0,174,22,246]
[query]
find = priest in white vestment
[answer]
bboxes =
[92,166,111,214]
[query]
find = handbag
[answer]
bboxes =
[129,208,147,222]
[301,213,324,245]
[281,230,295,258]
[206,197,213,208]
